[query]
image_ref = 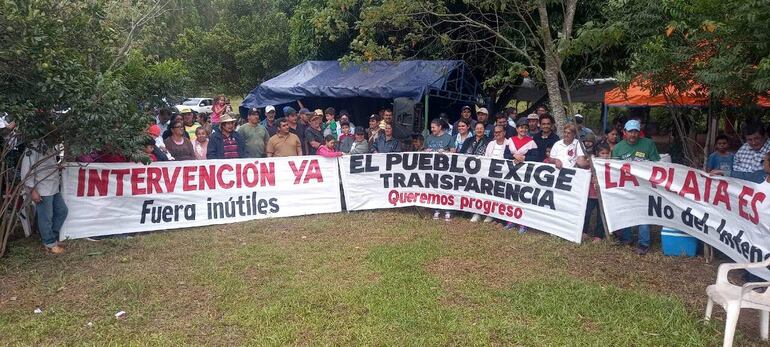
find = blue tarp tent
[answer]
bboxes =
[241,60,470,108]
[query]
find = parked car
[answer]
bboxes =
[175,98,213,114]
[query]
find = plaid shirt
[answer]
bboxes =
[733,139,770,173]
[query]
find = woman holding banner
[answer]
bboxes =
[549,123,585,169]
[425,119,455,221]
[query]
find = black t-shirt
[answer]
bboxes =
[532,131,560,162]
[304,127,324,155]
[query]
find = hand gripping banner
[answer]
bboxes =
[340,153,591,243]
[60,157,342,239]
[594,158,770,278]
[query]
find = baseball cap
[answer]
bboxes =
[516,118,529,127]
[527,113,539,120]
[298,107,310,114]
[354,127,366,135]
[265,105,276,113]
[283,106,297,115]
[314,109,324,116]
[248,107,260,115]
[179,107,193,114]
[624,119,641,131]
[477,107,489,115]
[461,105,472,111]
[147,124,161,137]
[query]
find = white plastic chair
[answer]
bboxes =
[705,258,770,347]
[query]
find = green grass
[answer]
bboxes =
[0,211,731,345]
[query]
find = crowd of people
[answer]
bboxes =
[7,97,770,256]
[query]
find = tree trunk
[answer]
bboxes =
[544,57,567,135]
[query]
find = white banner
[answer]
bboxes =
[340,153,591,243]
[594,158,770,277]
[60,156,342,239]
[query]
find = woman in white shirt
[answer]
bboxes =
[485,125,511,158]
[550,123,585,169]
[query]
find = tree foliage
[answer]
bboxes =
[604,0,770,104]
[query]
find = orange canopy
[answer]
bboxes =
[604,80,770,108]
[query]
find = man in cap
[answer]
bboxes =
[261,105,278,136]
[237,108,270,158]
[284,106,306,153]
[476,108,493,138]
[181,107,201,141]
[452,105,477,137]
[207,112,246,159]
[304,111,325,155]
[612,119,660,255]
[527,113,540,137]
[298,108,312,128]
[574,113,594,141]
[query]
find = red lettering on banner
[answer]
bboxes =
[235,164,243,188]
[649,166,666,189]
[217,164,234,189]
[702,174,713,202]
[87,169,109,196]
[112,169,130,196]
[243,162,258,187]
[618,163,639,187]
[604,163,617,189]
[131,168,147,195]
[713,180,731,210]
[77,168,86,197]
[199,165,216,190]
[289,160,306,184]
[162,167,180,192]
[303,160,323,183]
[146,167,162,194]
[678,170,701,201]
[260,162,275,186]
[739,186,765,225]
[182,166,196,191]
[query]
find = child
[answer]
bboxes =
[349,127,370,154]
[411,134,425,152]
[542,146,555,164]
[317,135,343,158]
[583,133,596,156]
[706,135,734,176]
[584,144,610,242]
[143,137,158,162]
[338,122,355,153]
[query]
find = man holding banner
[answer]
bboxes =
[612,119,660,255]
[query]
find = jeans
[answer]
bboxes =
[36,193,68,247]
[620,225,650,248]
[583,199,605,238]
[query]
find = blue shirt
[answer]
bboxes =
[425,132,454,151]
[706,152,734,175]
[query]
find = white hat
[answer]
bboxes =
[477,107,489,115]
[574,113,584,118]
[265,105,276,113]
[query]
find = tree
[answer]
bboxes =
[0,0,183,256]
[601,0,770,165]
[310,0,616,133]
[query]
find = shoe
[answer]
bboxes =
[444,212,451,222]
[433,211,440,220]
[483,216,494,223]
[636,246,649,255]
[503,222,516,231]
[45,245,65,255]
[518,226,528,234]
[470,214,481,222]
